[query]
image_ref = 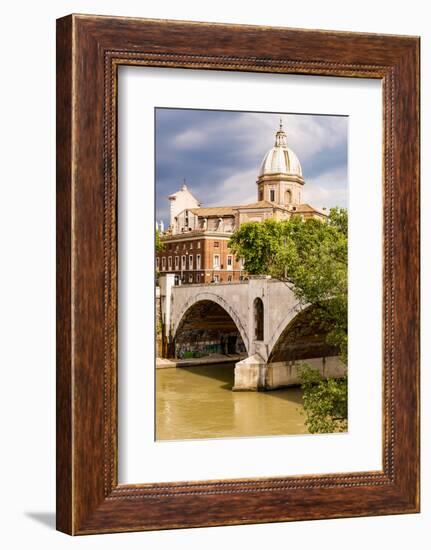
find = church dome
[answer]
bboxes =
[258,121,302,177]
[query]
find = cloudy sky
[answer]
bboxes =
[155,108,348,226]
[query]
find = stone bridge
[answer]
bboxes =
[159,274,344,390]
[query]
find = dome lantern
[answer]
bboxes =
[274,118,288,147]
[256,120,305,207]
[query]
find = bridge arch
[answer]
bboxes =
[268,305,339,363]
[172,291,249,353]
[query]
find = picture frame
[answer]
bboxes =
[56,14,420,535]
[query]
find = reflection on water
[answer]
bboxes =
[156,363,307,440]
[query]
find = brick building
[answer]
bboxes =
[157,231,244,285]
[156,121,327,285]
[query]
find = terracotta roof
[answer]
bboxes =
[189,206,238,217]
[235,200,289,211]
[293,203,328,216]
[188,201,327,217]
[160,230,232,241]
[189,200,289,217]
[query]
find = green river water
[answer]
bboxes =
[156,363,308,440]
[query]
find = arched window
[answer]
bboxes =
[285,189,292,204]
[254,298,264,341]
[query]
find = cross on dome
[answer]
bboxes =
[275,118,288,148]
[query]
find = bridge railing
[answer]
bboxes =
[171,280,249,290]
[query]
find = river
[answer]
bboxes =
[156,363,308,440]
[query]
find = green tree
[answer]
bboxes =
[328,206,348,236]
[228,208,348,362]
[155,230,164,253]
[229,209,348,434]
[297,364,348,433]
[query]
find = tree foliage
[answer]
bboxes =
[228,208,348,362]
[297,364,348,433]
[327,206,348,236]
[155,230,164,254]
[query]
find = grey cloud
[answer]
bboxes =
[155,108,348,224]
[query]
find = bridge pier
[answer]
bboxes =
[233,355,346,391]
[233,354,268,391]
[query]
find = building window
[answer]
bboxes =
[214,274,219,283]
[196,254,201,269]
[259,189,263,201]
[285,189,292,204]
[181,255,186,270]
[213,254,220,269]
[175,256,179,269]
[188,274,193,283]
[156,257,159,270]
[174,274,180,286]
[162,257,166,271]
[270,189,275,202]
[214,241,219,248]
[227,275,232,282]
[190,242,193,249]
[168,256,172,270]
[197,241,201,249]
[188,254,193,269]
[227,255,233,270]
[196,273,201,283]
[254,298,264,341]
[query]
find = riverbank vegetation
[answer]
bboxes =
[297,364,348,433]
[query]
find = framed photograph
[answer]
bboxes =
[56,14,420,534]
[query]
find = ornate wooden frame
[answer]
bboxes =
[56,14,420,534]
